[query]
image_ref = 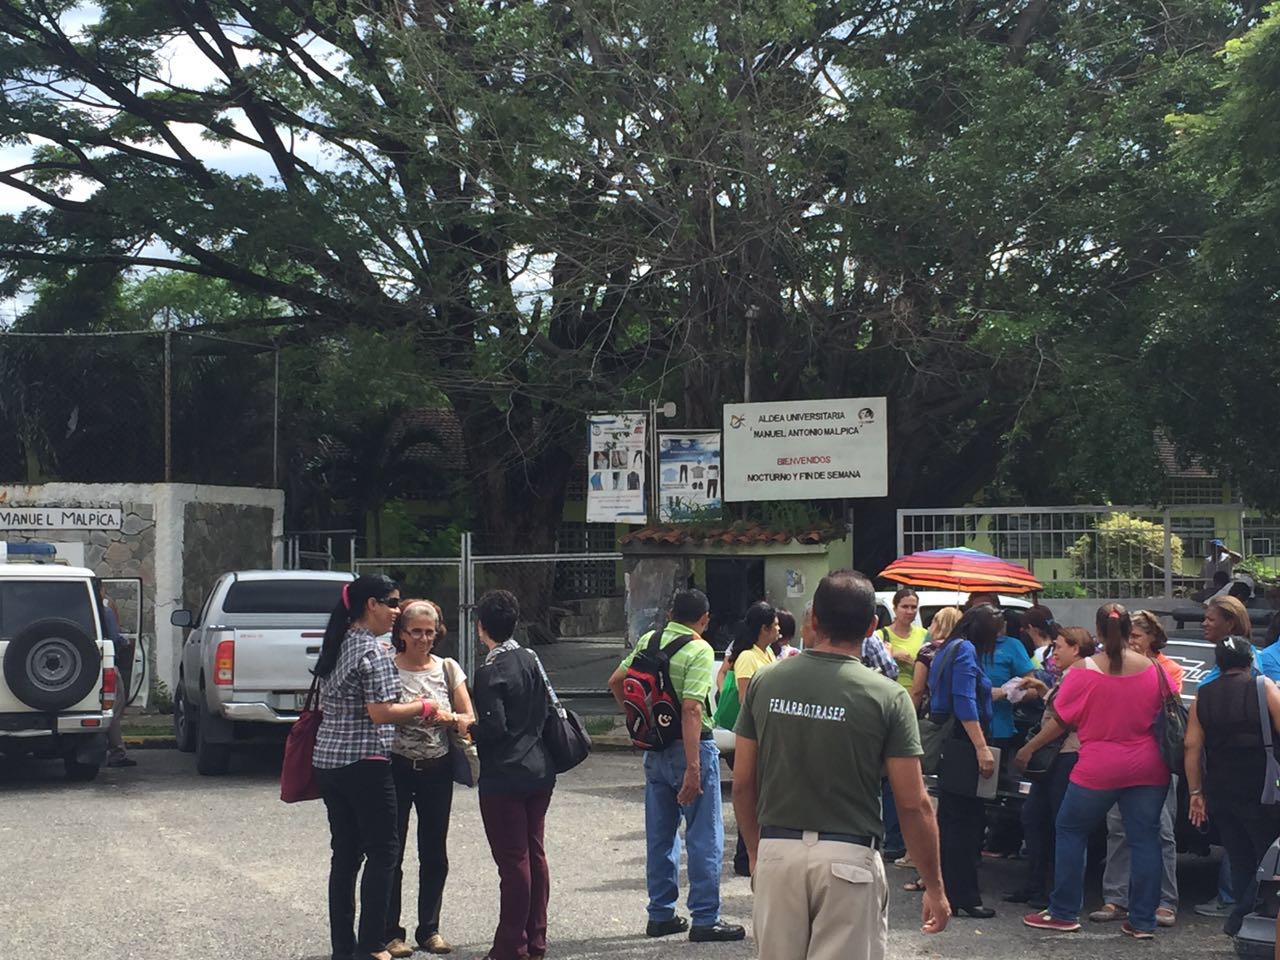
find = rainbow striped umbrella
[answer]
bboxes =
[879,547,1042,594]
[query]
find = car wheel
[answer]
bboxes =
[195,701,231,776]
[3,618,100,712]
[64,751,100,782]
[173,681,197,753]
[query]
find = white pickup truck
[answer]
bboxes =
[170,570,354,775]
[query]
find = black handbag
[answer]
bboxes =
[1153,661,1188,778]
[1022,686,1066,780]
[1021,722,1064,780]
[918,641,963,775]
[527,650,591,774]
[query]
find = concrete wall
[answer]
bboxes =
[0,483,284,696]
[763,552,830,619]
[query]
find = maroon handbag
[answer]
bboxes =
[280,675,322,803]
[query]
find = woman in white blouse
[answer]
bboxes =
[385,600,474,958]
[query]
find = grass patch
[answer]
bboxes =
[121,714,175,737]
[584,715,618,736]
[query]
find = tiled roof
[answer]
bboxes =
[1155,432,1215,479]
[620,522,845,548]
[398,408,469,471]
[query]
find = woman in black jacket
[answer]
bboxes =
[464,589,555,960]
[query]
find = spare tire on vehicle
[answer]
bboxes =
[3,618,101,712]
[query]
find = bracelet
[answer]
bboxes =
[1189,788,1203,797]
[420,699,433,720]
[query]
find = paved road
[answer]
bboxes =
[0,748,1238,959]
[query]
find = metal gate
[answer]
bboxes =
[355,534,625,693]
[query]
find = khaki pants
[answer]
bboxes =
[753,835,888,960]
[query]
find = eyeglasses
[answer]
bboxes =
[376,597,401,609]
[406,627,436,639]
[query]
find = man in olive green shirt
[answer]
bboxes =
[608,589,745,943]
[733,571,949,960]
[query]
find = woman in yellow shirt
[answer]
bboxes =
[732,602,780,704]
[882,588,929,693]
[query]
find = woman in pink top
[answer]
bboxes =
[1024,604,1171,940]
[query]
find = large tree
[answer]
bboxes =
[0,0,1261,565]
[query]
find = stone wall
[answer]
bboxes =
[1,482,285,693]
[181,501,276,614]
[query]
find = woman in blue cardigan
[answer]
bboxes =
[928,604,1001,917]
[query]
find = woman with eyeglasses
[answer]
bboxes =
[312,575,439,960]
[384,600,475,958]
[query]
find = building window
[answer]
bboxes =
[1164,477,1225,505]
[553,521,619,600]
[1169,517,1215,560]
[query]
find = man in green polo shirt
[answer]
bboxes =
[608,589,745,944]
[733,570,950,960]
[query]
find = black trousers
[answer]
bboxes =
[1208,791,1280,936]
[389,753,455,944]
[1019,750,1078,897]
[723,753,749,872]
[938,791,986,909]
[316,759,399,959]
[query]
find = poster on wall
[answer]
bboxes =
[721,397,888,502]
[658,431,722,522]
[586,412,648,524]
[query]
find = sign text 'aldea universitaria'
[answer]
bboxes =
[0,506,124,530]
[721,397,889,501]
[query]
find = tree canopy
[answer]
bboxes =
[0,0,1272,562]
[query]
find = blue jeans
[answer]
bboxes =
[643,738,725,927]
[882,777,904,854]
[1050,782,1168,932]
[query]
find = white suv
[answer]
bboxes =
[0,556,116,780]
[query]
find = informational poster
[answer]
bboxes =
[586,412,648,524]
[657,431,722,521]
[722,397,888,501]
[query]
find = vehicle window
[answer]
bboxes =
[222,580,347,615]
[195,581,222,628]
[0,581,96,639]
[919,606,941,629]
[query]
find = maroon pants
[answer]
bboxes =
[479,787,553,960]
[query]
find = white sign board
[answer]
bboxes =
[722,397,887,501]
[586,412,648,524]
[0,506,123,530]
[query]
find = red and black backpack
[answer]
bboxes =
[622,623,696,750]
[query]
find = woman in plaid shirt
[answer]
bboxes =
[312,575,440,960]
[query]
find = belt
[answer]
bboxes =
[700,729,714,741]
[759,826,878,849]
[392,753,448,772]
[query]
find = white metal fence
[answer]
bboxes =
[898,505,1255,599]
[353,534,624,692]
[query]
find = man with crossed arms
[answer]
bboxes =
[734,569,949,960]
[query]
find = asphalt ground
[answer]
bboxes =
[0,747,1243,960]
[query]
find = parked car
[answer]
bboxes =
[0,549,116,780]
[872,590,1034,632]
[170,569,354,775]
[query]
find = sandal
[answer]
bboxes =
[903,877,926,892]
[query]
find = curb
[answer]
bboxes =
[121,735,179,749]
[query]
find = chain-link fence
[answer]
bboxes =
[352,558,466,664]
[471,551,625,696]
[353,536,625,693]
[899,505,1258,599]
[0,331,276,486]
